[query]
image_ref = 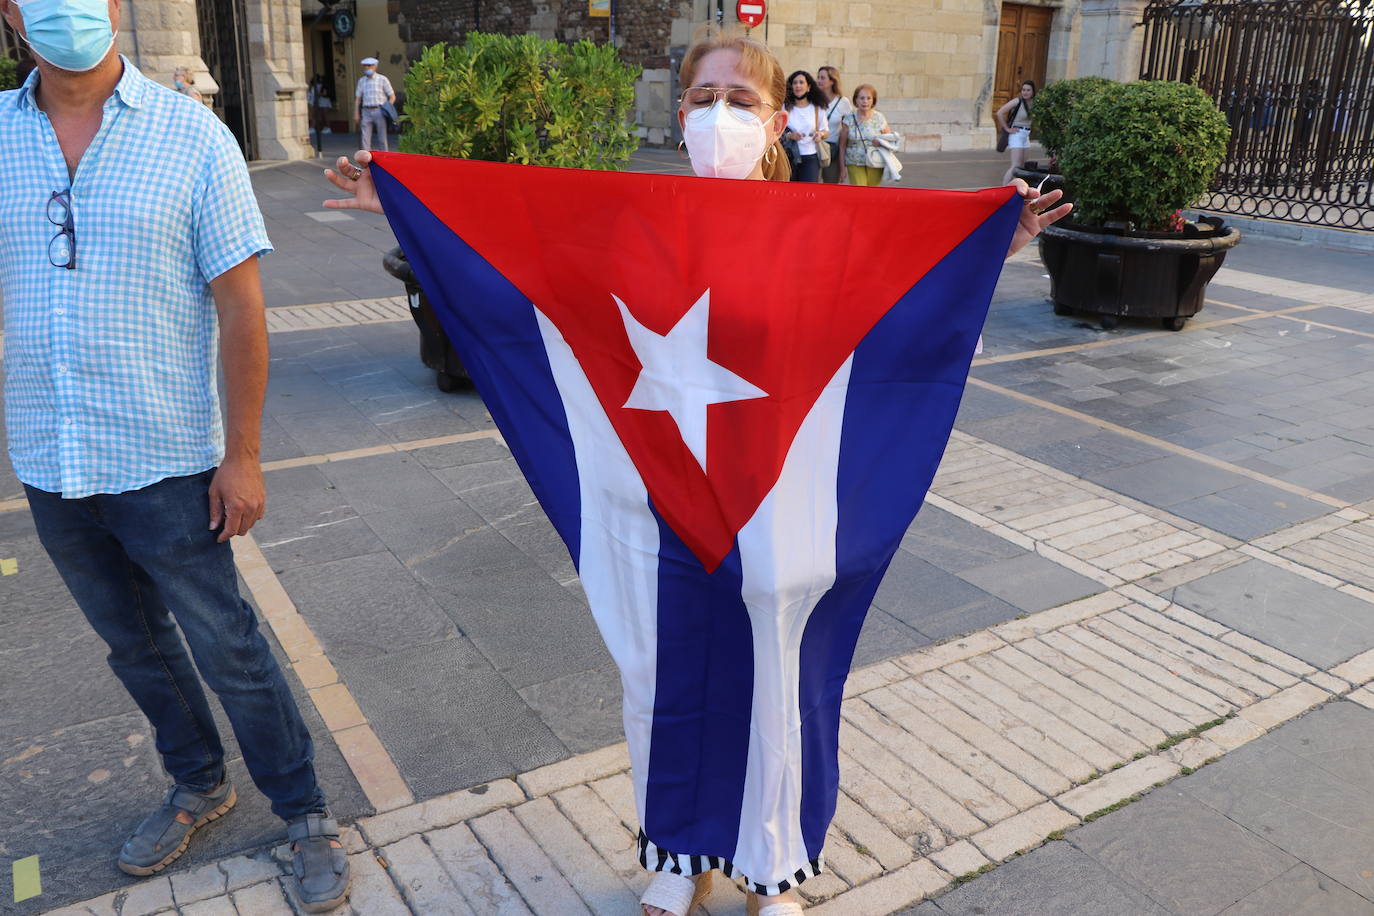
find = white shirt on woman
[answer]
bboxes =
[786,102,821,155]
[823,96,853,139]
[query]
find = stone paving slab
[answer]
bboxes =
[1170,560,1374,668]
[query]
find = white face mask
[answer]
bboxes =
[681,100,774,180]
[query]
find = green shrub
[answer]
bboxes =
[0,56,19,92]
[1059,80,1230,230]
[400,33,639,170]
[1032,76,1114,160]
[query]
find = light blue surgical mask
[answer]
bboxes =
[17,0,116,73]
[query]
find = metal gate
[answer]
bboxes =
[1140,0,1374,230]
[196,0,256,159]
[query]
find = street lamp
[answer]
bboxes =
[1174,0,1215,45]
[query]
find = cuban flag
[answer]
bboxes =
[370,152,1021,894]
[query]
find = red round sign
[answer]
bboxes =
[736,0,766,28]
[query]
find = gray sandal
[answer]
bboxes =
[117,780,237,876]
[287,813,351,913]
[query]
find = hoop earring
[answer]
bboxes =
[678,141,689,161]
[764,144,777,165]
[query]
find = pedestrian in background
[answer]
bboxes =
[997,79,1034,184]
[784,69,827,182]
[354,56,394,152]
[172,65,202,103]
[816,65,851,184]
[838,83,893,186]
[307,73,332,153]
[0,0,349,910]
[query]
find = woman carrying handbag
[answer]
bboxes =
[816,66,852,183]
[837,84,895,186]
[783,70,829,182]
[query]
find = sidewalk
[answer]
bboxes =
[5,150,1374,915]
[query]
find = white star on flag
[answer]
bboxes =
[615,290,768,472]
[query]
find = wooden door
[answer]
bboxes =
[994,4,1054,113]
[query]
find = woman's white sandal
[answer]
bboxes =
[640,871,713,916]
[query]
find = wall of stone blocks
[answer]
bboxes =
[117,0,215,94]
[247,0,312,159]
[761,0,1087,152]
[118,0,311,159]
[1076,0,1147,83]
[111,0,1140,159]
[389,0,1133,151]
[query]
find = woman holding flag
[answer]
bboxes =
[324,27,1069,916]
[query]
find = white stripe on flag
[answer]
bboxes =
[535,308,661,822]
[732,355,851,883]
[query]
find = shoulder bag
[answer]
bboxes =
[815,106,831,167]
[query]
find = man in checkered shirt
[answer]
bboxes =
[354,56,395,151]
[0,1,348,910]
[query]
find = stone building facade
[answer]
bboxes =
[386,0,1149,152]
[3,0,1149,158]
[35,0,315,160]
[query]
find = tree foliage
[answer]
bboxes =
[1032,75,1114,160]
[400,33,640,170]
[1058,80,1230,230]
[0,57,20,92]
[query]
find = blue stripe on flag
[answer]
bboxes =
[796,193,1023,856]
[643,516,754,857]
[373,167,584,564]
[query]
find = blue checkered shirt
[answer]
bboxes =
[0,58,272,498]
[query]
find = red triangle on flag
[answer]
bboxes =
[373,153,1015,571]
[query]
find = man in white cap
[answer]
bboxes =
[354,57,395,151]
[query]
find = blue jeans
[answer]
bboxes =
[791,153,820,182]
[25,470,327,821]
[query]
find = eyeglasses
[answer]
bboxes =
[679,86,778,121]
[47,189,76,270]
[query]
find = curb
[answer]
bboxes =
[1191,210,1374,253]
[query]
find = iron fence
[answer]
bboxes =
[196,0,256,160]
[1141,0,1374,230]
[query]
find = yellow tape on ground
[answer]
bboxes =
[0,558,17,576]
[12,856,40,903]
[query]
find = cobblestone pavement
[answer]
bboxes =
[4,150,1374,915]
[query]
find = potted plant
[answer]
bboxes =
[1013,75,1115,201]
[1038,79,1240,330]
[384,33,639,390]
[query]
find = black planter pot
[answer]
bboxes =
[383,246,469,392]
[1038,216,1241,331]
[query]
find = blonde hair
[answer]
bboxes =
[679,25,791,181]
[818,65,842,100]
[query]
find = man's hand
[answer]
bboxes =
[208,456,265,542]
[324,150,383,214]
[209,256,269,543]
[1006,177,1073,258]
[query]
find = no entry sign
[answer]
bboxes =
[737,0,766,28]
